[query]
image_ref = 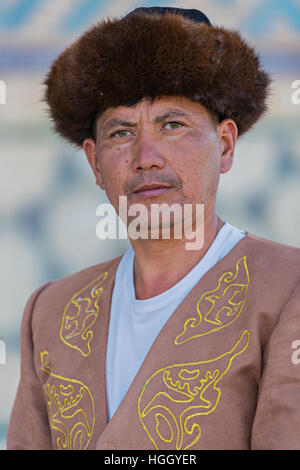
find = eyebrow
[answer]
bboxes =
[102,110,190,133]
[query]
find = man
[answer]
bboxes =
[7,7,300,450]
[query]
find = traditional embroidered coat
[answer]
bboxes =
[7,232,300,450]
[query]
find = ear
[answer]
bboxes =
[82,138,105,190]
[217,119,238,174]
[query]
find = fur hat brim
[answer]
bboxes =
[43,10,271,147]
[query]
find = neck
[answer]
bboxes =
[130,210,224,300]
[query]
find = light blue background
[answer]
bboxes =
[0,0,299,449]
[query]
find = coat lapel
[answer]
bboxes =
[37,256,122,450]
[96,233,253,449]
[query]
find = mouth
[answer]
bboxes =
[132,183,173,198]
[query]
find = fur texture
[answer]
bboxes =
[43,11,271,147]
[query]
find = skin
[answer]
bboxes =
[83,95,237,299]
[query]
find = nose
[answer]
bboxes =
[132,131,165,172]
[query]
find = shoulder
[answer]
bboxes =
[238,231,300,310]
[244,231,300,274]
[25,255,122,329]
[220,229,300,313]
[41,254,122,295]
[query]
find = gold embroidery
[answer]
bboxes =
[175,256,249,345]
[138,330,250,450]
[59,271,108,356]
[40,351,95,450]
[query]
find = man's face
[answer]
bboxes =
[84,95,236,230]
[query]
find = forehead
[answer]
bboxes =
[98,96,210,129]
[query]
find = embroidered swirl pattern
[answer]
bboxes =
[175,256,249,345]
[138,256,250,449]
[40,351,95,450]
[138,330,250,450]
[59,271,108,356]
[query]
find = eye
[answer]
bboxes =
[163,121,184,130]
[110,130,132,138]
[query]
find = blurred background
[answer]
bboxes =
[0,0,299,450]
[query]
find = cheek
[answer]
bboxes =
[98,145,130,197]
[172,136,220,200]
[171,141,209,179]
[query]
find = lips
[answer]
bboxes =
[132,182,173,198]
[133,183,172,193]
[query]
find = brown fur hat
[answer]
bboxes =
[43,7,271,147]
